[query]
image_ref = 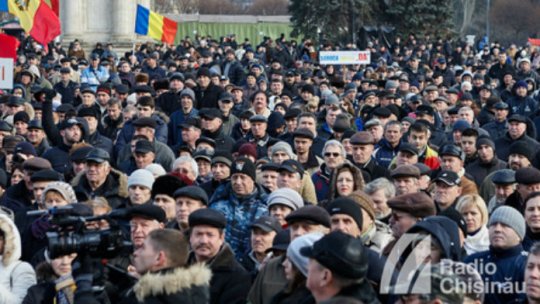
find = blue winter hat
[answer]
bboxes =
[452,120,471,132]
[515,80,528,89]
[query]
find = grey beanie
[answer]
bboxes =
[489,206,526,240]
[128,169,155,190]
[287,232,324,276]
[41,181,78,204]
[180,88,195,101]
[271,141,295,159]
[267,188,304,211]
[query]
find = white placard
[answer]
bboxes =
[319,51,371,65]
[0,58,14,89]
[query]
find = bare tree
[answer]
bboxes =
[198,0,244,14]
[246,0,289,15]
[154,0,199,14]
[490,0,540,41]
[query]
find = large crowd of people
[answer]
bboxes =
[2,31,540,303]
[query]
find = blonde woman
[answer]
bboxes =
[455,194,490,255]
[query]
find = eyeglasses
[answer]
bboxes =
[324,152,341,158]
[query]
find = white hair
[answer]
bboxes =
[173,156,199,179]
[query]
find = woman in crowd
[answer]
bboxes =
[455,194,490,255]
[325,161,365,204]
[0,212,36,304]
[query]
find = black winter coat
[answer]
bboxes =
[195,83,224,110]
[189,243,251,304]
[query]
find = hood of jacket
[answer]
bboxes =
[134,263,211,302]
[0,213,21,266]
[408,216,461,261]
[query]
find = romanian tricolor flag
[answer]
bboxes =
[135,4,178,45]
[0,0,61,46]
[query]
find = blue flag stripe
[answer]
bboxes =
[135,4,150,35]
[0,0,8,12]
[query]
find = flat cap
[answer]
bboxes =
[193,149,213,163]
[491,169,516,185]
[251,216,282,233]
[414,163,431,176]
[189,208,226,229]
[350,131,375,145]
[515,167,540,185]
[128,204,166,223]
[508,114,527,124]
[173,185,209,205]
[30,169,62,182]
[86,148,110,163]
[439,144,465,161]
[196,136,216,148]
[199,108,222,120]
[293,128,315,140]
[391,164,420,179]
[249,114,268,123]
[387,192,436,218]
[416,105,435,117]
[27,120,43,130]
[134,139,155,154]
[285,205,331,228]
[494,102,509,110]
[398,143,419,155]
[133,117,157,129]
[70,146,94,162]
[0,121,12,132]
[22,157,52,171]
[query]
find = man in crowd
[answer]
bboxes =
[187,208,251,304]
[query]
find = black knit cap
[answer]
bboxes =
[326,197,363,230]
[231,157,257,181]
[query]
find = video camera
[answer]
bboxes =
[28,206,131,259]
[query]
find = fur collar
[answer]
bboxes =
[71,167,129,198]
[134,263,211,302]
[0,214,21,266]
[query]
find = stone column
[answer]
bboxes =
[61,0,84,41]
[111,0,137,42]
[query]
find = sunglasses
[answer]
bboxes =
[324,152,341,158]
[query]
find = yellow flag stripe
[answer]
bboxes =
[8,0,40,32]
[147,10,164,41]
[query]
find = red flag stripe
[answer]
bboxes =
[28,1,61,46]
